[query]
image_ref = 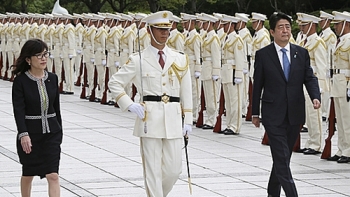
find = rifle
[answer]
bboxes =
[100,66,109,104]
[59,62,65,93]
[9,56,15,82]
[321,49,336,159]
[80,63,88,99]
[0,52,3,78]
[3,55,9,80]
[89,66,98,102]
[213,86,225,133]
[75,56,83,86]
[196,85,205,128]
[245,42,253,121]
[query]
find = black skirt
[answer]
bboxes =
[17,131,63,179]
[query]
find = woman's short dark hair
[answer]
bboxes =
[269,12,292,31]
[12,39,48,76]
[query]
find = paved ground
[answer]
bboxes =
[0,79,349,197]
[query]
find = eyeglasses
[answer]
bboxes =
[34,51,50,59]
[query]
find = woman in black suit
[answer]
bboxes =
[12,39,62,197]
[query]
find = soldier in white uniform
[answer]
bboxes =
[134,13,150,52]
[182,13,202,123]
[295,13,307,46]
[250,12,270,79]
[220,15,245,135]
[198,13,221,130]
[0,14,7,79]
[108,11,192,197]
[327,11,350,163]
[51,14,65,91]
[3,14,15,80]
[104,13,122,105]
[92,14,107,102]
[73,13,85,86]
[45,14,55,73]
[319,11,337,120]
[61,13,76,94]
[298,13,328,155]
[235,13,252,117]
[213,13,227,44]
[167,15,185,52]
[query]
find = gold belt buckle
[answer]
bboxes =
[161,94,169,104]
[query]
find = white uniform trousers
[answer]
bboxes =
[223,83,243,133]
[304,92,323,151]
[63,57,75,92]
[334,97,350,157]
[140,137,182,197]
[202,79,220,127]
[191,75,201,121]
[0,52,7,77]
[6,52,14,78]
[94,64,106,99]
[321,79,331,118]
[106,66,118,102]
[47,58,54,73]
[86,61,95,96]
[53,57,63,86]
[74,53,83,81]
[241,73,249,116]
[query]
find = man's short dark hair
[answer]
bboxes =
[269,12,292,30]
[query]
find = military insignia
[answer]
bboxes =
[163,12,167,18]
[238,45,243,50]
[126,58,131,64]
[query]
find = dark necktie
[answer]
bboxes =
[158,51,165,69]
[281,48,290,81]
[336,38,340,46]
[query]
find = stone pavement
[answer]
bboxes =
[0,79,349,197]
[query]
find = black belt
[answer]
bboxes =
[143,95,180,103]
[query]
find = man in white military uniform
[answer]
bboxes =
[167,14,185,52]
[182,13,202,124]
[220,14,245,135]
[3,14,15,81]
[73,13,85,86]
[235,13,252,117]
[45,14,55,73]
[51,14,65,91]
[197,13,221,130]
[327,11,350,163]
[250,12,270,79]
[108,11,192,197]
[213,13,227,45]
[319,11,337,121]
[298,13,328,155]
[134,13,150,52]
[61,13,76,94]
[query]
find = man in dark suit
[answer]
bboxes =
[251,12,321,197]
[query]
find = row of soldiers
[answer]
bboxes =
[0,9,349,162]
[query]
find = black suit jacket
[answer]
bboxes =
[252,43,321,126]
[12,71,62,135]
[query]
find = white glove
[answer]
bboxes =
[234,77,243,84]
[320,88,323,94]
[102,59,107,66]
[194,71,201,78]
[115,61,120,67]
[212,75,219,81]
[326,70,331,78]
[49,54,54,59]
[347,88,350,97]
[68,54,73,59]
[59,54,63,58]
[90,58,95,63]
[128,103,145,119]
[76,49,82,54]
[243,68,249,74]
[182,124,192,136]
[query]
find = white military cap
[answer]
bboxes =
[106,13,121,20]
[134,13,147,21]
[20,12,29,18]
[170,15,181,22]
[197,13,218,22]
[62,13,73,19]
[213,13,224,20]
[298,13,321,25]
[45,13,54,19]
[235,13,249,22]
[181,13,196,21]
[82,13,94,20]
[221,14,240,23]
[93,14,105,20]
[142,10,173,29]
[120,13,133,21]
[251,12,267,21]
[73,13,83,19]
[0,13,8,19]
[319,11,333,19]
[332,11,350,23]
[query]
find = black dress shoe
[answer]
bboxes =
[61,91,74,95]
[303,148,321,155]
[327,155,341,161]
[337,156,350,163]
[322,116,327,121]
[107,101,115,106]
[217,128,227,134]
[301,126,308,132]
[193,121,197,125]
[94,98,101,102]
[296,148,308,153]
[202,124,213,130]
[85,96,90,100]
[224,129,239,135]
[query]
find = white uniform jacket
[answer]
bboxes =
[108,46,193,139]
